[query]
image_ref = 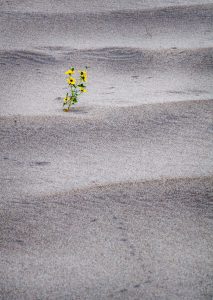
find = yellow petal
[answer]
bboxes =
[65,69,75,75]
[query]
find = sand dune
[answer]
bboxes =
[0,177,212,299]
[0,3,213,115]
[1,100,212,197]
[1,4,213,50]
[1,0,213,13]
[0,1,213,115]
[0,47,212,114]
[0,0,213,299]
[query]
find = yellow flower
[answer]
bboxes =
[67,77,76,85]
[63,96,70,102]
[78,70,87,82]
[80,87,87,93]
[63,108,69,112]
[65,68,75,75]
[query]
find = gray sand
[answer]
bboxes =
[0,1,213,299]
[1,100,213,197]
[0,177,213,299]
[0,3,213,115]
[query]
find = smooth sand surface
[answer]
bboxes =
[0,177,213,299]
[0,1,213,299]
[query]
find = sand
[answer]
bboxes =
[0,1,213,299]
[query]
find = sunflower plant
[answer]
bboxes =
[63,66,88,111]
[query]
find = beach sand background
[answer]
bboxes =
[0,1,213,299]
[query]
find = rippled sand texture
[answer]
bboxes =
[0,1,213,299]
[0,2,213,114]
